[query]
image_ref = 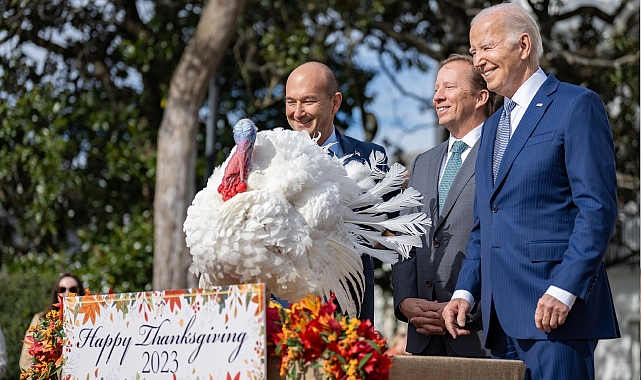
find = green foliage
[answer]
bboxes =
[0,82,155,293]
[0,271,59,380]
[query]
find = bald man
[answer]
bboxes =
[283,61,388,323]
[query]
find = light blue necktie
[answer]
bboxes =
[493,99,517,183]
[439,140,468,214]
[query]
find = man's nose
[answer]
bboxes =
[473,53,484,69]
[433,87,445,102]
[293,103,305,117]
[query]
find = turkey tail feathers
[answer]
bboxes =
[324,238,365,317]
[344,153,430,263]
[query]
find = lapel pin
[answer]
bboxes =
[536,103,543,107]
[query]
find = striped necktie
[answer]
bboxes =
[439,140,468,214]
[492,99,517,183]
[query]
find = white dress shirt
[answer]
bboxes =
[438,124,483,185]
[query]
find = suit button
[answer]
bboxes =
[426,281,433,287]
[491,205,498,212]
[434,241,440,248]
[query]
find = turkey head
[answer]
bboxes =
[218,119,257,201]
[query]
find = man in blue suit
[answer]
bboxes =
[284,61,387,323]
[443,4,619,380]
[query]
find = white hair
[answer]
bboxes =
[471,3,544,64]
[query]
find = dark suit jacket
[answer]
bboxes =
[456,74,620,343]
[392,139,488,356]
[336,128,387,323]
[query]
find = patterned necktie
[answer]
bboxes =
[439,140,468,214]
[492,98,517,183]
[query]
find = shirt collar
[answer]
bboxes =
[321,126,341,156]
[447,123,483,152]
[511,67,547,109]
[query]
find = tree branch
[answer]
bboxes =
[554,1,629,24]
[369,20,444,60]
[545,43,640,68]
[377,52,433,108]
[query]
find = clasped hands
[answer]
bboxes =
[400,298,447,336]
[442,294,571,338]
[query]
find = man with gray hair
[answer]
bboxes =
[443,3,619,379]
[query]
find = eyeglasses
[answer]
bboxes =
[57,286,79,294]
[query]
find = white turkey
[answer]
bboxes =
[184,118,430,315]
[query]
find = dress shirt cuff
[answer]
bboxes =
[545,286,577,309]
[451,290,475,308]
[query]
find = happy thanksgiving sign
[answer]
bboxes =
[60,283,266,380]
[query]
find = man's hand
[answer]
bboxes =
[409,302,447,336]
[535,294,570,333]
[442,299,471,339]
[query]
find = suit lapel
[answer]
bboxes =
[492,74,559,194]
[336,128,365,161]
[439,140,479,221]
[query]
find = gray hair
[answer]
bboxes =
[471,3,543,64]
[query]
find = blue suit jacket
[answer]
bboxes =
[336,128,387,323]
[456,74,620,342]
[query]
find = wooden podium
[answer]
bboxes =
[267,355,526,379]
[389,355,526,380]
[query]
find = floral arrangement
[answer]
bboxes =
[20,309,64,380]
[267,294,392,380]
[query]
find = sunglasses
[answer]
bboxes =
[57,286,79,294]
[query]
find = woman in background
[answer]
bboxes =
[19,273,85,372]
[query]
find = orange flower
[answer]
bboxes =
[21,310,64,380]
[268,293,391,380]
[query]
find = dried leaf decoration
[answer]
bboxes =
[164,289,185,313]
[77,293,102,325]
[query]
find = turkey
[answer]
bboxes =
[184,118,430,315]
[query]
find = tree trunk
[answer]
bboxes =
[153,0,247,290]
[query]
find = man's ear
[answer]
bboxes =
[331,92,342,115]
[476,89,489,109]
[519,33,532,61]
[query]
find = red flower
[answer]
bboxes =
[269,294,391,380]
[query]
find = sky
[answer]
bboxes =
[345,57,441,158]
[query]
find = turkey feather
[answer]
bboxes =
[184,122,429,316]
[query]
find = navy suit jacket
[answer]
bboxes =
[456,74,620,342]
[336,128,387,323]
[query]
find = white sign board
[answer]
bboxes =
[61,283,266,380]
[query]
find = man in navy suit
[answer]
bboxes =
[284,61,387,323]
[443,4,619,379]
